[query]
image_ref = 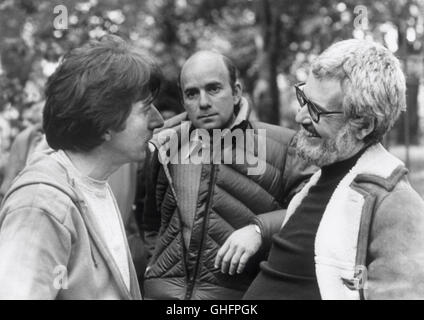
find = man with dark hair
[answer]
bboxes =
[216,39,424,300]
[141,50,313,300]
[0,35,164,299]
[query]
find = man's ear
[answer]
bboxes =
[353,118,375,141]
[103,130,113,142]
[233,81,242,105]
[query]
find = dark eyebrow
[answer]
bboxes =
[142,94,155,106]
[205,81,222,87]
[184,87,198,94]
[140,102,152,112]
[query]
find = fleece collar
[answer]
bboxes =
[283,143,405,227]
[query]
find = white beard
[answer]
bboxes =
[294,124,359,167]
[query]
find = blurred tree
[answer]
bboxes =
[0,0,422,139]
[253,0,281,124]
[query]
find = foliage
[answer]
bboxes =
[0,0,423,133]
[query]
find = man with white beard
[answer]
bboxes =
[215,39,424,299]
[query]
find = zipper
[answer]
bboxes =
[161,163,190,285]
[185,164,218,300]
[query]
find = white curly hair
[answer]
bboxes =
[311,39,406,144]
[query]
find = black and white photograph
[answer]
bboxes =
[0,0,423,306]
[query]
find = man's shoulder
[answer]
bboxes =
[358,172,424,243]
[1,151,80,224]
[364,176,424,299]
[1,182,77,224]
[375,175,424,215]
[352,144,408,196]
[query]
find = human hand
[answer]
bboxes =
[214,224,262,276]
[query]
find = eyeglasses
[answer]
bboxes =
[294,82,343,123]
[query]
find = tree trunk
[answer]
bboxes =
[397,76,420,144]
[394,20,421,145]
[253,0,281,125]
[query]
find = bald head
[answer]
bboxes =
[180,51,238,92]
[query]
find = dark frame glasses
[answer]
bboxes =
[294,82,343,123]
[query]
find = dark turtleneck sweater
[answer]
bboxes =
[243,150,365,300]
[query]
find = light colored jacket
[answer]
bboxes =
[0,150,141,300]
[257,143,424,299]
[0,125,138,227]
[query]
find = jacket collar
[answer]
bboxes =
[350,143,404,180]
[283,143,405,227]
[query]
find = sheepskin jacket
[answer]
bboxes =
[255,143,424,300]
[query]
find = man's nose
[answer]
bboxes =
[295,104,311,125]
[199,91,211,109]
[149,105,164,130]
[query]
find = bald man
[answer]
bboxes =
[141,51,314,300]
